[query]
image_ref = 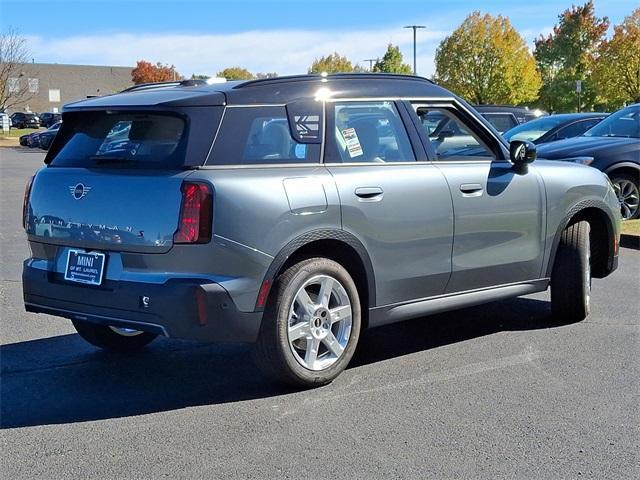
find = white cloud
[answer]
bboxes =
[25,26,448,78]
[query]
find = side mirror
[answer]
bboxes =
[509,140,537,166]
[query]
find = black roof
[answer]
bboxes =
[63,73,454,111]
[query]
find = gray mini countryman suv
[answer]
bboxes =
[23,74,620,387]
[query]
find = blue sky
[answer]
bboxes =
[1,0,634,77]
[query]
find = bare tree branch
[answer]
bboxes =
[0,27,35,112]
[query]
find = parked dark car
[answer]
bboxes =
[474,105,547,133]
[19,132,33,146]
[11,112,40,129]
[39,112,62,128]
[537,104,640,220]
[504,113,607,145]
[37,121,62,151]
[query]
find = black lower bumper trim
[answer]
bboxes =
[23,264,263,343]
[25,302,169,336]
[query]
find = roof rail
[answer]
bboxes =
[234,72,434,89]
[120,79,208,93]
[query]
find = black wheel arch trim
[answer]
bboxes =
[605,162,640,175]
[258,229,376,311]
[545,198,618,279]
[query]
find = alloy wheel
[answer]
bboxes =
[613,178,639,220]
[109,326,145,337]
[287,274,353,371]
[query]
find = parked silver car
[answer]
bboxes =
[22,74,620,387]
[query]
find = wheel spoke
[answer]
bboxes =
[295,287,316,316]
[304,337,320,367]
[322,332,344,357]
[288,322,310,341]
[622,202,632,219]
[317,277,334,308]
[330,305,351,324]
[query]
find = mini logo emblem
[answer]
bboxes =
[69,183,91,200]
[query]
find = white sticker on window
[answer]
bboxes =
[341,128,363,158]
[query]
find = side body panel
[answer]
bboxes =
[533,160,620,277]
[327,164,454,306]
[435,160,547,292]
[187,165,341,310]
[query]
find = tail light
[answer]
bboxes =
[174,182,212,244]
[23,176,34,230]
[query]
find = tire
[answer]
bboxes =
[254,257,362,387]
[72,320,157,352]
[550,221,591,322]
[610,172,640,220]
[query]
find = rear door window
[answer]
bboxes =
[209,106,320,165]
[48,111,187,169]
[325,101,415,163]
[555,119,602,140]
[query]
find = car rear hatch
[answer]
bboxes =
[26,106,222,253]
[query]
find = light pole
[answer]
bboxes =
[403,25,425,75]
[363,59,376,71]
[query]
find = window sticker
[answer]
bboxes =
[341,127,363,158]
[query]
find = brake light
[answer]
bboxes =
[23,176,34,230]
[174,182,212,244]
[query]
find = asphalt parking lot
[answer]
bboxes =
[0,147,638,479]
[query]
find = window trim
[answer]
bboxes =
[323,99,419,165]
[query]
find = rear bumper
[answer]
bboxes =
[23,262,263,343]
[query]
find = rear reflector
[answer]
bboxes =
[195,286,208,326]
[23,175,34,230]
[174,182,212,244]
[256,279,272,309]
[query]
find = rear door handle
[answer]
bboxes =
[355,187,384,202]
[459,183,483,197]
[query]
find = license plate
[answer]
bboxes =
[64,250,106,286]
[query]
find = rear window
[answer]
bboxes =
[208,106,320,165]
[47,111,188,169]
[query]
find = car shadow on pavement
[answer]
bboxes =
[1,296,573,429]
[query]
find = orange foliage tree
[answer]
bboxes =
[131,60,181,84]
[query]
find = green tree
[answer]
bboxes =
[434,12,541,105]
[372,44,412,74]
[216,67,255,80]
[191,74,210,80]
[593,8,640,108]
[308,53,355,73]
[534,1,609,112]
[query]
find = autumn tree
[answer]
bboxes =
[308,53,355,74]
[534,1,609,112]
[593,8,640,108]
[434,12,541,105]
[216,67,255,80]
[0,27,36,112]
[373,44,412,74]
[132,60,181,84]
